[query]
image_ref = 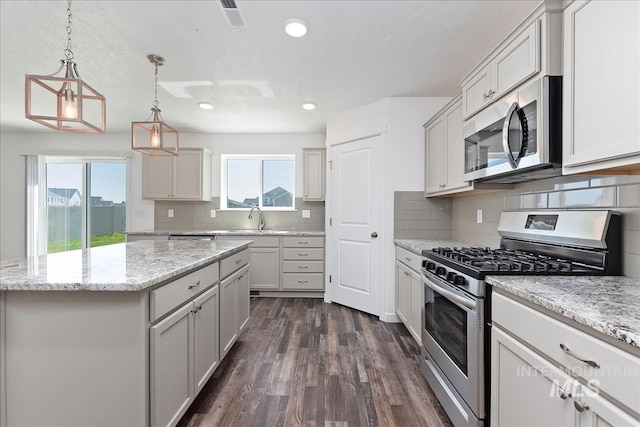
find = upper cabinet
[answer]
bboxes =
[460,2,562,120]
[142,148,212,201]
[425,95,473,196]
[302,148,326,201]
[562,0,640,175]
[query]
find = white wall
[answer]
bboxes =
[325,97,450,322]
[0,131,324,260]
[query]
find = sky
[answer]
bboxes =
[47,162,126,204]
[226,158,293,202]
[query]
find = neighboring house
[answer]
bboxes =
[263,186,292,207]
[90,196,113,206]
[241,197,259,207]
[47,188,81,206]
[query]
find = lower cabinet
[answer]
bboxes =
[150,285,219,427]
[220,264,250,359]
[394,246,422,344]
[491,290,640,427]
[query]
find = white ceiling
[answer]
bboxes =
[0,0,540,134]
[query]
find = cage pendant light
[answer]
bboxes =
[131,55,179,156]
[25,0,106,133]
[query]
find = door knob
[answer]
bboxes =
[371,232,378,238]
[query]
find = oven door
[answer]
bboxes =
[421,269,484,417]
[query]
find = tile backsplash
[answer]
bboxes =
[394,175,640,279]
[450,174,640,279]
[154,197,325,231]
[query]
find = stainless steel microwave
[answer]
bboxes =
[463,76,562,183]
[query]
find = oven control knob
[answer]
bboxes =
[435,266,447,276]
[453,275,466,287]
[426,262,436,271]
[446,271,456,282]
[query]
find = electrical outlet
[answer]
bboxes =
[302,210,311,218]
[476,209,483,224]
[168,209,174,218]
[210,209,216,218]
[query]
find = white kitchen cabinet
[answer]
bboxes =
[492,325,578,427]
[491,290,640,427]
[248,247,280,290]
[562,0,640,175]
[282,236,325,290]
[394,246,422,345]
[220,263,249,359]
[461,21,540,119]
[303,148,326,201]
[142,148,212,201]
[193,286,219,394]
[150,302,194,427]
[424,95,473,197]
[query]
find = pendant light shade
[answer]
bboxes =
[25,0,106,133]
[131,55,179,156]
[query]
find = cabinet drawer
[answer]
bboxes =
[150,262,219,322]
[282,261,324,273]
[220,249,250,279]
[396,246,422,272]
[282,273,324,290]
[282,236,324,248]
[493,291,640,413]
[282,248,324,261]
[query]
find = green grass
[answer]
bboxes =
[48,233,126,254]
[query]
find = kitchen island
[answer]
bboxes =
[0,239,251,427]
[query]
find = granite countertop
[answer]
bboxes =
[128,230,325,237]
[394,239,474,255]
[487,275,640,348]
[0,240,251,292]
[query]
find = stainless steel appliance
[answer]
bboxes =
[420,210,622,427]
[463,76,562,183]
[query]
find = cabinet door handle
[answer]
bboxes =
[559,344,600,368]
[573,401,590,412]
[488,89,495,97]
[482,92,489,100]
[557,387,571,400]
[298,266,309,269]
[235,259,243,264]
[405,257,411,262]
[188,280,201,290]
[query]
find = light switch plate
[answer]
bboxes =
[302,210,311,218]
[168,209,174,218]
[476,209,482,224]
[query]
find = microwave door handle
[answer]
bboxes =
[502,102,529,169]
[422,272,477,311]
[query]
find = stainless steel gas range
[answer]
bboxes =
[420,210,622,427]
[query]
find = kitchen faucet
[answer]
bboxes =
[248,206,265,231]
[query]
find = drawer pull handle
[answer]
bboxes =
[573,401,589,412]
[405,257,411,262]
[559,344,600,368]
[557,388,571,400]
[298,280,308,284]
[298,253,309,257]
[188,281,201,290]
[235,259,243,264]
[298,266,309,269]
[298,241,309,245]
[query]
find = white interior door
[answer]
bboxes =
[329,135,382,316]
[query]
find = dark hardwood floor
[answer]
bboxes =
[178,297,453,427]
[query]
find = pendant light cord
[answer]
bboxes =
[64,0,74,60]
[153,60,159,109]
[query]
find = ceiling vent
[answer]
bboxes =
[219,0,246,28]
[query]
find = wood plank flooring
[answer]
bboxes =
[178,297,453,427]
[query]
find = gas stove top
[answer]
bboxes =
[426,246,603,275]
[421,210,622,283]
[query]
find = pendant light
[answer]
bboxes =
[131,55,179,156]
[25,0,106,133]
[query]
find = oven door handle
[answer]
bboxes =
[422,273,477,310]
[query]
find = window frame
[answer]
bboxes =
[220,154,296,211]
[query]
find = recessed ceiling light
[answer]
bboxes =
[285,18,308,38]
[302,103,316,110]
[198,102,213,110]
